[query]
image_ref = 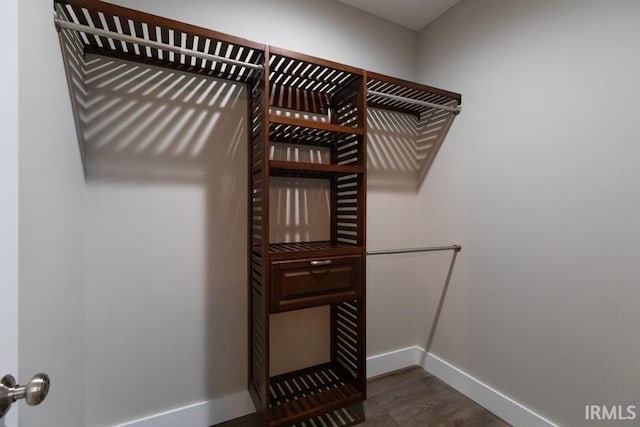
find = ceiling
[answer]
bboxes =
[336,0,460,31]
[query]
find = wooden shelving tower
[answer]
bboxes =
[249,47,368,426]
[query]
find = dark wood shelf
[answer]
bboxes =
[268,48,363,115]
[269,160,363,177]
[269,241,363,261]
[54,0,265,84]
[268,362,363,427]
[367,71,461,118]
[269,115,363,135]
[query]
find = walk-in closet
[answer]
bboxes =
[50,0,455,425]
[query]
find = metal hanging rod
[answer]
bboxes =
[366,244,461,256]
[366,244,461,351]
[368,90,461,114]
[54,18,264,71]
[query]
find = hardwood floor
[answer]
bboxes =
[213,367,511,427]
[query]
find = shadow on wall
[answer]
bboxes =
[77,53,249,402]
[268,111,332,243]
[367,106,457,192]
[80,56,245,183]
[270,177,331,244]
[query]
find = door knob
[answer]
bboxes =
[0,373,50,419]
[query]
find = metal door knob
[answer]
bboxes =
[0,373,50,419]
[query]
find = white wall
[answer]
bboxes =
[81,57,248,426]
[0,1,18,425]
[416,1,640,426]
[366,108,422,355]
[18,1,86,426]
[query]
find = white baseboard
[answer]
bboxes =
[366,345,423,378]
[114,346,558,427]
[112,390,255,427]
[367,345,558,427]
[421,351,559,427]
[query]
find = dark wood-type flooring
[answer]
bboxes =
[214,367,511,427]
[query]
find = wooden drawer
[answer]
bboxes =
[271,255,362,312]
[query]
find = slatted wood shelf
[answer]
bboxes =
[268,362,363,427]
[287,403,364,427]
[54,0,265,84]
[269,242,363,261]
[270,116,363,136]
[269,161,363,178]
[269,47,363,116]
[367,71,461,119]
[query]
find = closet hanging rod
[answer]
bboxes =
[54,19,264,71]
[368,90,461,114]
[367,245,461,256]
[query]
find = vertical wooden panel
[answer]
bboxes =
[260,46,271,427]
[358,73,367,249]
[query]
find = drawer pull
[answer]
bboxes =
[310,260,332,266]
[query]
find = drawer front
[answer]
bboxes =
[271,255,362,312]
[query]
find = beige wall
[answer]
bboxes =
[416,1,640,426]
